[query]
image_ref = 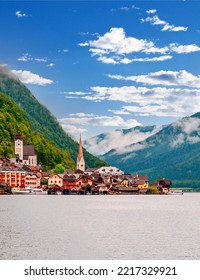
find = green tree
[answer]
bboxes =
[53,164,65,174]
[149,182,160,194]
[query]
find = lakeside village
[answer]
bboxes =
[0,132,179,195]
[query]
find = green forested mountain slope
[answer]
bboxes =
[101,114,200,182]
[0,93,74,170]
[0,67,106,168]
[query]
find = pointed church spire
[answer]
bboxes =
[77,135,83,161]
[76,135,85,171]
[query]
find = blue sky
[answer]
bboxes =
[1,0,200,140]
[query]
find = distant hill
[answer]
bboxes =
[101,113,200,183]
[0,66,106,169]
[84,125,164,155]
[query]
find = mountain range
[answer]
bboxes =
[86,114,200,184]
[1,65,200,185]
[0,66,106,170]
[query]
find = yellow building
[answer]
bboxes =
[48,174,63,187]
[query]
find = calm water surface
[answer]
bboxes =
[0,194,200,260]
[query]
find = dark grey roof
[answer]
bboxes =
[23,145,36,156]
[0,166,26,172]
[74,169,84,174]
[85,168,98,172]
[42,171,51,177]
[22,165,33,172]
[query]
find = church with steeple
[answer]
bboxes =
[76,135,85,172]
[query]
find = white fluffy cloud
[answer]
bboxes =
[18,53,49,63]
[146,9,157,14]
[58,113,142,140]
[119,7,130,11]
[79,27,199,64]
[141,14,188,32]
[61,124,87,140]
[169,43,200,53]
[65,85,200,118]
[18,53,32,62]
[11,70,54,86]
[15,11,29,18]
[131,55,172,62]
[108,70,200,88]
[68,113,96,117]
[97,56,119,64]
[63,91,89,96]
[47,63,55,67]
[59,114,141,128]
[79,27,167,56]
[98,55,172,64]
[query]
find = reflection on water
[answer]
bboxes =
[0,194,200,260]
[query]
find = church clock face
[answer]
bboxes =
[17,140,21,146]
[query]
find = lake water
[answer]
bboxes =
[0,194,200,260]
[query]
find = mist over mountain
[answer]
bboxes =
[100,113,200,182]
[84,125,164,155]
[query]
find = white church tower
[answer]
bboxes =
[14,131,37,166]
[15,131,23,161]
[76,135,85,171]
